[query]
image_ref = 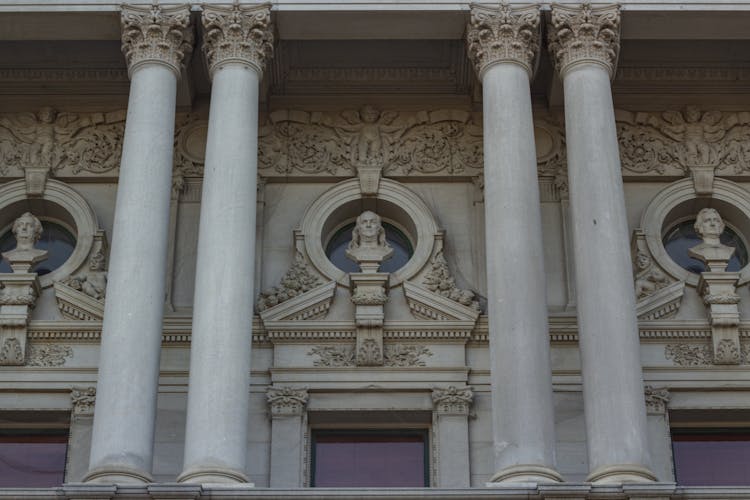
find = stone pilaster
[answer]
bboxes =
[432,387,473,487]
[85,3,193,485]
[467,3,562,485]
[549,3,655,484]
[267,387,308,488]
[179,3,273,486]
[548,2,620,78]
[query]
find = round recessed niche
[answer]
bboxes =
[300,179,439,287]
[641,178,750,286]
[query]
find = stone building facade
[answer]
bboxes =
[1,0,750,498]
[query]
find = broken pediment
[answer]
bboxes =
[54,281,104,321]
[259,280,336,324]
[403,281,480,325]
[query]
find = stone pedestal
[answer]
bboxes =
[85,4,192,484]
[466,4,561,484]
[350,273,389,366]
[549,3,655,484]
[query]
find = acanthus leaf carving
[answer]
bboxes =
[665,343,712,367]
[26,343,73,367]
[432,386,474,415]
[0,337,23,365]
[309,345,355,367]
[266,386,308,417]
[0,285,36,306]
[644,386,670,414]
[383,344,432,367]
[356,338,383,366]
[71,386,96,415]
[257,252,323,312]
[423,250,478,310]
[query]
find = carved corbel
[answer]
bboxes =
[432,386,474,416]
[631,230,684,320]
[71,386,97,416]
[644,386,670,415]
[266,386,309,418]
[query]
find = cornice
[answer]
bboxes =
[466,3,541,80]
[201,3,274,77]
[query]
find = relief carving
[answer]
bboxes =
[631,229,684,320]
[383,344,432,367]
[71,386,96,415]
[423,250,478,310]
[26,344,73,367]
[309,345,356,367]
[266,387,309,417]
[0,108,125,180]
[357,338,383,367]
[644,386,670,414]
[665,344,712,366]
[0,337,23,365]
[61,246,108,301]
[256,252,323,312]
[309,344,433,368]
[432,386,474,415]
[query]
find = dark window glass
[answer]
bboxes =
[325,222,413,274]
[0,433,68,487]
[0,222,76,275]
[312,430,428,487]
[663,220,748,274]
[672,430,750,486]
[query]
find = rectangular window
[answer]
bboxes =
[311,429,429,487]
[672,429,750,486]
[0,431,68,487]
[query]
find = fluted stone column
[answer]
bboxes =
[178,4,273,485]
[548,3,656,483]
[85,4,193,484]
[466,5,561,484]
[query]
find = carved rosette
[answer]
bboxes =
[201,3,274,77]
[466,4,541,79]
[432,386,473,416]
[644,386,670,414]
[267,387,309,417]
[71,386,96,415]
[120,4,194,78]
[548,3,621,78]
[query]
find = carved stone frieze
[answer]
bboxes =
[26,343,73,367]
[120,4,194,77]
[201,3,274,76]
[617,108,750,189]
[309,345,356,367]
[548,3,621,78]
[257,252,323,312]
[71,386,96,415]
[423,251,479,310]
[665,343,713,367]
[267,386,309,417]
[309,343,433,368]
[644,386,670,414]
[259,108,483,177]
[383,344,432,367]
[466,4,540,78]
[0,108,125,180]
[432,386,473,416]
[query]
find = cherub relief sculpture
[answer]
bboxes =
[660,107,726,166]
[634,250,670,300]
[337,106,403,167]
[63,250,108,301]
[688,208,735,271]
[345,211,394,272]
[2,212,48,273]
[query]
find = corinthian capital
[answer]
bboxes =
[466,3,540,80]
[201,3,274,77]
[548,3,621,78]
[121,3,194,78]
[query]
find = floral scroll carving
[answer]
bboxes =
[423,251,479,310]
[309,344,433,368]
[256,253,323,312]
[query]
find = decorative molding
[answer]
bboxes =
[26,343,73,367]
[383,344,433,367]
[71,386,96,415]
[267,386,308,417]
[403,281,480,324]
[466,3,540,79]
[432,386,473,415]
[120,3,194,78]
[308,343,433,367]
[644,386,670,414]
[665,343,712,366]
[422,250,479,311]
[257,252,325,314]
[201,3,273,77]
[309,345,356,367]
[548,3,621,78]
[357,338,382,366]
[0,336,23,365]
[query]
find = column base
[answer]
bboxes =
[586,464,657,484]
[488,464,564,484]
[83,465,153,484]
[177,467,251,485]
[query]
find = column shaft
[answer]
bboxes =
[87,63,178,483]
[467,4,561,484]
[549,3,655,483]
[179,64,261,483]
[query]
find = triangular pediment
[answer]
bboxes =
[259,280,336,324]
[636,281,685,321]
[403,281,480,324]
[53,281,104,321]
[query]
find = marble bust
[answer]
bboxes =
[2,212,48,273]
[688,208,735,272]
[345,210,393,273]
